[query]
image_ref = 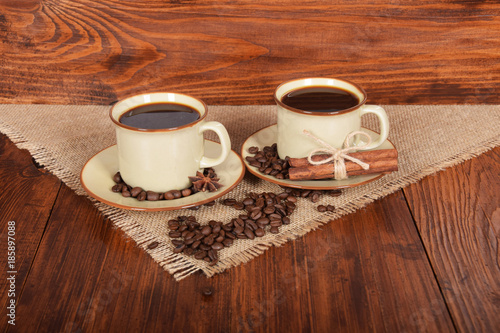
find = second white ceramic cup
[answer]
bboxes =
[274,77,389,159]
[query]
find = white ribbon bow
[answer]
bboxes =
[303,130,372,180]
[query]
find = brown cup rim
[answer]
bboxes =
[273,77,368,116]
[110,92,208,132]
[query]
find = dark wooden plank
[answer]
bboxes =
[0,134,61,331]
[403,147,500,332]
[14,182,454,332]
[0,1,499,104]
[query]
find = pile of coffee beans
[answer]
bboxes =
[168,191,298,265]
[110,168,219,202]
[245,144,290,179]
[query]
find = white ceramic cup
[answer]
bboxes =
[110,92,231,193]
[274,77,389,159]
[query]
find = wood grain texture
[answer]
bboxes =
[13,182,454,332]
[403,147,500,332]
[0,135,61,332]
[1,0,499,104]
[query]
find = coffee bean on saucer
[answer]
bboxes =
[248,146,259,154]
[113,172,122,183]
[146,191,160,201]
[130,187,143,197]
[137,191,147,201]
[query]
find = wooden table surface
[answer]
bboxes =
[1,1,500,332]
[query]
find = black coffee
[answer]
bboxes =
[119,103,200,129]
[281,86,359,112]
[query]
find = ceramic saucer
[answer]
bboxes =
[241,124,396,190]
[81,141,245,211]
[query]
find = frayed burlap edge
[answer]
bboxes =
[2,117,499,281]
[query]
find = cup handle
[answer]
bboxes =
[199,121,232,168]
[358,104,389,150]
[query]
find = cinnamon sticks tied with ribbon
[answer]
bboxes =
[288,149,398,181]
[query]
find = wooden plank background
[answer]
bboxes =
[1,0,499,105]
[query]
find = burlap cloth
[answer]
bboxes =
[1,105,499,280]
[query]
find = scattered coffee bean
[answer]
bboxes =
[317,205,327,212]
[147,241,159,249]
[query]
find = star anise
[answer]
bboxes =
[188,169,223,192]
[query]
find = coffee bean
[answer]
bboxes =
[263,206,275,214]
[250,209,262,220]
[270,220,282,227]
[254,228,265,237]
[246,220,258,231]
[212,224,221,234]
[192,240,201,249]
[113,172,122,183]
[147,241,159,249]
[233,202,245,210]
[173,244,186,253]
[234,226,244,234]
[225,232,236,240]
[327,205,335,212]
[171,239,184,246]
[270,226,280,234]
[317,205,327,212]
[244,227,255,240]
[242,198,254,206]
[172,190,182,199]
[204,201,216,206]
[222,238,233,247]
[201,226,212,235]
[111,184,122,192]
[212,242,224,250]
[194,233,204,242]
[146,191,160,201]
[181,188,192,197]
[282,216,291,225]
[215,235,224,243]
[195,251,208,259]
[164,191,175,200]
[286,196,297,203]
[256,217,270,225]
[130,187,142,197]
[122,190,131,197]
[248,146,259,154]
[169,231,181,238]
[223,198,237,206]
[199,244,212,251]
[208,249,217,261]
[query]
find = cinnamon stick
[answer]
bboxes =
[289,149,398,168]
[288,149,398,180]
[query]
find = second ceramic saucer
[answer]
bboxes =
[241,124,396,190]
[81,141,245,211]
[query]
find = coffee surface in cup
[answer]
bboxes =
[281,86,359,112]
[119,103,200,129]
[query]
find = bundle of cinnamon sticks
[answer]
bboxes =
[288,149,398,180]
